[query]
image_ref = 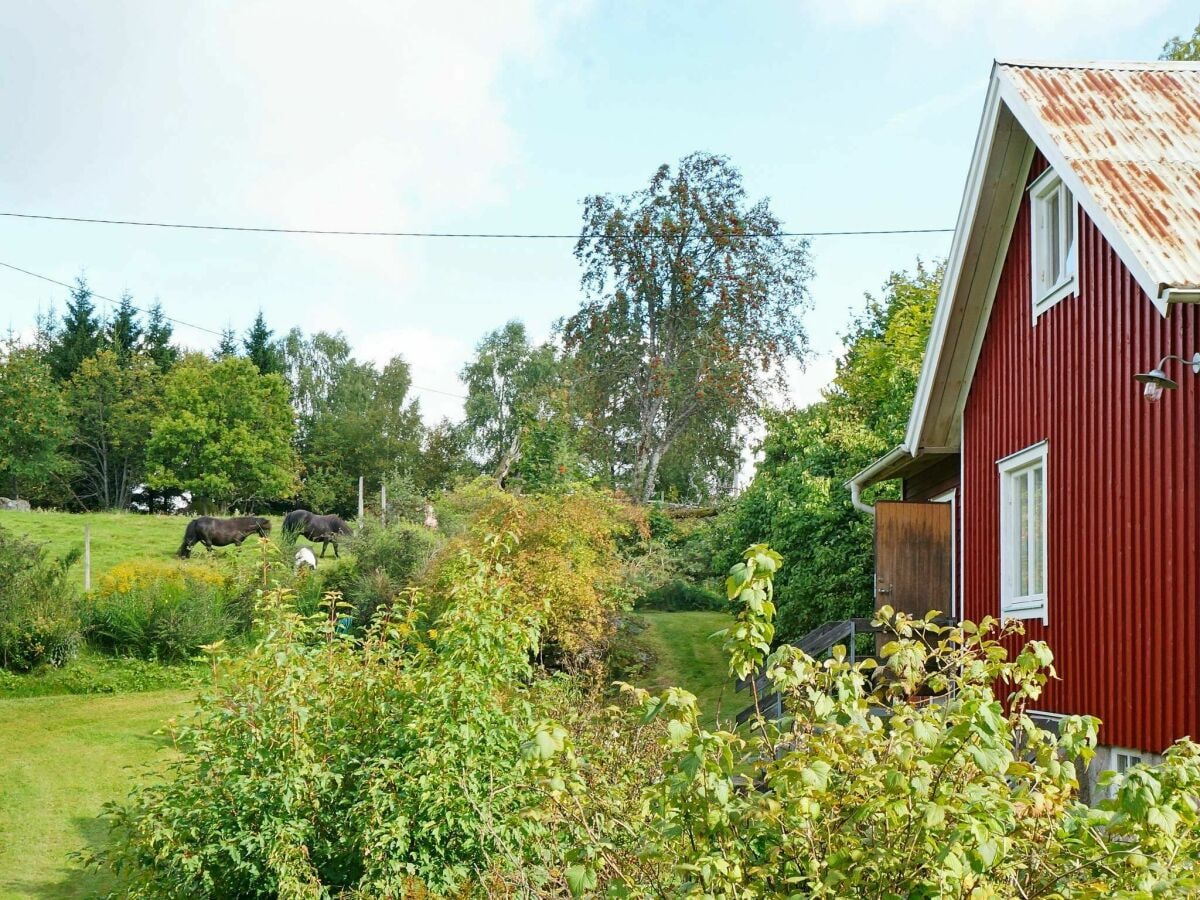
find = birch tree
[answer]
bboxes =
[564,153,812,501]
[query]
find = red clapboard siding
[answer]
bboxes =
[961,153,1200,754]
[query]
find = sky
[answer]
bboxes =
[0,0,1195,426]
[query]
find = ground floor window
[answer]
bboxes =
[998,441,1048,622]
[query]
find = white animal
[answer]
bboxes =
[294,546,318,572]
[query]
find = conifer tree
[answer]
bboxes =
[243,311,283,375]
[105,292,143,361]
[47,277,101,380]
[214,327,239,360]
[144,303,178,371]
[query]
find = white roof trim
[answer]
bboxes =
[905,60,1179,459]
[904,67,1005,454]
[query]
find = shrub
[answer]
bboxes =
[83,559,240,662]
[91,538,563,896]
[635,578,726,611]
[0,524,81,671]
[93,536,1200,897]
[425,484,646,674]
[528,546,1200,896]
[345,521,443,625]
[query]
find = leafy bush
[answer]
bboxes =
[82,559,241,662]
[0,651,203,699]
[528,546,1200,896]
[92,536,1200,897]
[91,537,562,896]
[426,484,645,674]
[0,524,81,671]
[635,578,725,611]
[346,520,442,623]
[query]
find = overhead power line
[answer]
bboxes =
[0,258,468,400]
[0,210,954,240]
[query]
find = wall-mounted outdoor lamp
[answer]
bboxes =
[1133,352,1200,402]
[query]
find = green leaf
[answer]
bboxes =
[566,863,596,897]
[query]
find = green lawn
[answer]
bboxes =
[637,611,735,725]
[0,690,192,899]
[0,509,353,588]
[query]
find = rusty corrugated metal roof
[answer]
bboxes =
[1000,61,1200,295]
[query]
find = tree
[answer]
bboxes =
[460,321,559,479]
[143,303,178,372]
[214,327,239,360]
[67,350,161,510]
[564,153,812,501]
[46,277,102,380]
[413,418,476,494]
[0,344,73,500]
[243,311,284,375]
[145,354,299,512]
[712,262,942,643]
[104,293,143,361]
[302,354,424,514]
[282,329,356,427]
[1162,21,1200,59]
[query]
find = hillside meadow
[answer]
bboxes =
[0,509,339,583]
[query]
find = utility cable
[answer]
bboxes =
[0,258,469,400]
[0,210,954,240]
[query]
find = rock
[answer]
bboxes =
[0,497,31,512]
[423,502,439,530]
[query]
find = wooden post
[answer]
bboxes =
[83,524,91,592]
[380,484,387,528]
[358,476,364,527]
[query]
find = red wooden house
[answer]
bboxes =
[849,60,1200,777]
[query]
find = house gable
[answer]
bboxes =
[905,61,1200,461]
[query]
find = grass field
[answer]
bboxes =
[0,508,290,582]
[637,611,735,725]
[0,690,192,899]
[0,509,349,587]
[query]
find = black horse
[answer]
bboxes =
[178,515,271,558]
[283,509,353,558]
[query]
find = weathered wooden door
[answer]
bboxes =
[874,501,952,618]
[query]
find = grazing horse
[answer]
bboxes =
[178,515,271,558]
[283,509,353,558]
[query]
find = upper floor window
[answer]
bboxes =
[1030,168,1076,317]
[998,441,1048,623]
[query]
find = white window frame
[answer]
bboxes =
[1030,167,1077,320]
[998,441,1048,623]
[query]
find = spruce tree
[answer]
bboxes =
[243,311,283,375]
[214,327,239,360]
[105,292,143,361]
[47,277,101,380]
[144,303,178,371]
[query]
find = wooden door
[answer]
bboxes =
[874,501,952,619]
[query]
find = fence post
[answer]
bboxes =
[83,524,91,592]
[380,484,387,528]
[358,476,364,527]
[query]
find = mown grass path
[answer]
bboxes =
[637,611,734,726]
[0,690,192,899]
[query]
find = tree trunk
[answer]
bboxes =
[493,429,522,487]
